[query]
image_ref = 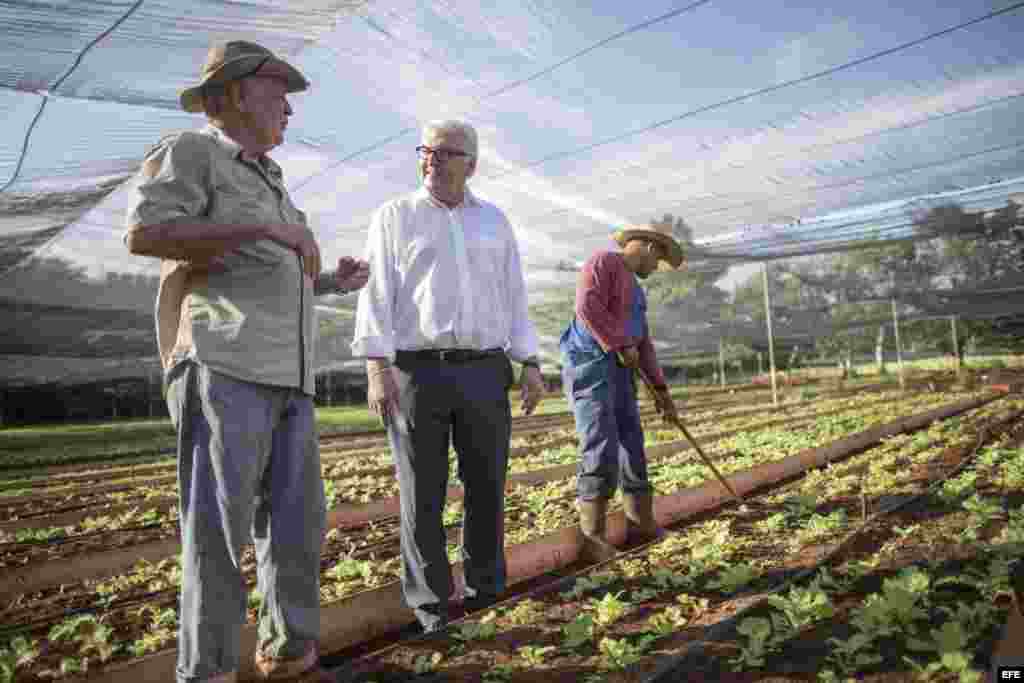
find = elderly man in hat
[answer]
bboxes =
[352,119,545,634]
[559,224,683,562]
[125,40,369,682]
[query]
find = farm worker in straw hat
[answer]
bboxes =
[352,119,546,634]
[559,223,683,562]
[125,39,369,682]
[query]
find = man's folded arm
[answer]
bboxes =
[125,218,271,263]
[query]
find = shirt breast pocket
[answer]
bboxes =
[210,184,276,224]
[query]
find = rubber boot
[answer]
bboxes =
[622,491,666,544]
[577,498,617,564]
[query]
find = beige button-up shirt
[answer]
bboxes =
[351,187,540,363]
[125,125,316,395]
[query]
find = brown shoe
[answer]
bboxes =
[254,643,333,681]
[623,491,666,544]
[578,498,618,563]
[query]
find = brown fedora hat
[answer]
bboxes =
[612,224,685,269]
[179,40,309,113]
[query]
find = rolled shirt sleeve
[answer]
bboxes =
[504,221,541,363]
[124,133,211,237]
[351,203,398,360]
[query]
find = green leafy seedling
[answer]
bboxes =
[504,599,544,627]
[731,617,773,668]
[412,652,443,674]
[517,644,556,667]
[826,632,881,673]
[590,591,630,627]
[452,611,498,642]
[765,583,834,632]
[709,564,759,594]
[561,572,618,600]
[645,606,690,637]
[598,637,648,670]
[562,614,595,649]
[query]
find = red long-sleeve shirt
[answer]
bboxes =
[575,250,667,388]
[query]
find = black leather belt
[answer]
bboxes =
[396,348,505,363]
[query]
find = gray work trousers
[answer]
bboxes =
[387,353,514,629]
[166,361,326,682]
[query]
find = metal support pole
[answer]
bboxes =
[757,352,763,376]
[891,296,905,390]
[950,315,961,374]
[762,263,778,406]
[718,338,726,388]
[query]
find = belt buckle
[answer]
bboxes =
[439,349,453,362]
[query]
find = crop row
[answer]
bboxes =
[0,389,922,551]
[343,393,1024,681]
[0,385,914,534]
[0,388,1000,680]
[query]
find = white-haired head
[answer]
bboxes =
[422,120,478,158]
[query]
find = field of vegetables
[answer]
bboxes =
[1,368,1021,682]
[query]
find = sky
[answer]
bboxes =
[3,0,1024,301]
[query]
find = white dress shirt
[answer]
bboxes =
[351,187,540,363]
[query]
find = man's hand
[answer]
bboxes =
[335,256,370,294]
[653,386,679,425]
[367,359,400,427]
[268,223,321,279]
[618,346,640,369]
[520,365,545,416]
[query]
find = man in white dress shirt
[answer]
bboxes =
[352,120,545,633]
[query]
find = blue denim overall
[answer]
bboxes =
[560,278,652,500]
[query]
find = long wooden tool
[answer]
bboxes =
[630,363,743,504]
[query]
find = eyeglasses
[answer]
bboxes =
[416,145,472,163]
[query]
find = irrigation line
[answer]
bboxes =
[642,406,1024,682]
[0,522,167,551]
[0,588,177,642]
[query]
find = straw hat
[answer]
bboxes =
[612,224,685,269]
[179,40,309,113]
